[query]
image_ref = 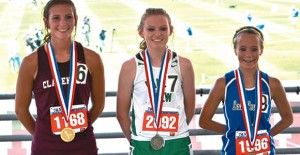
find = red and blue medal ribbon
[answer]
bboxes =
[235,68,262,149]
[142,49,171,128]
[46,41,78,122]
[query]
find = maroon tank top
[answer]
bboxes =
[32,42,98,155]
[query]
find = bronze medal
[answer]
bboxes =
[150,134,164,150]
[60,127,75,142]
[248,150,256,155]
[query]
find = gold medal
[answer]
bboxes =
[60,127,75,142]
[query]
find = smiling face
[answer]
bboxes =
[234,33,263,70]
[139,15,173,51]
[44,4,76,41]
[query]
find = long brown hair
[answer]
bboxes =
[42,0,78,45]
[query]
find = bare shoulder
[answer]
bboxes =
[23,51,38,66]
[83,47,102,64]
[83,47,103,73]
[21,51,38,76]
[118,57,136,88]
[177,55,193,74]
[268,75,283,90]
[209,76,226,100]
[178,55,193,68]
[120,57,136,74]
[214,76,226,89]
[209,76,226,95]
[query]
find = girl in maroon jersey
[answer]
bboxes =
[15,0,105,154]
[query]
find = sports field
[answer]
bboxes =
[0,0,299,154]
[0,0,300,93]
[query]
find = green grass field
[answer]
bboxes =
[0,0,299,93]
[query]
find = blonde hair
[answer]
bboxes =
[137,8,172,50]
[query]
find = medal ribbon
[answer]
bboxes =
[142,49,171,128]
[46,41,78,122]
[235,68,262,149]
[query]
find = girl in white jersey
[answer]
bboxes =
[116,8,195,155]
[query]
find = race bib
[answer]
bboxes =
[50,104,88,135]
[142,110,179,135]
[235,131,271,154]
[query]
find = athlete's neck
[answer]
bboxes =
[51,38,72,53]
[239,68,258,88]
[50,39,73,62]
[146,48,167,67]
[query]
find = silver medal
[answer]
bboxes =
[150,134,164,150]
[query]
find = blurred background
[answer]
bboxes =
[0,0,299,154]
